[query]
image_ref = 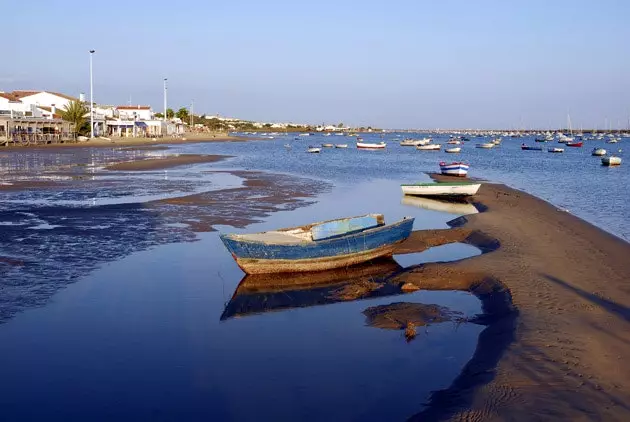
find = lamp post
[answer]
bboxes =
[89,50,95,138]
[163,78,168,121]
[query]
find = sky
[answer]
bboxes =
[2,0,629,129]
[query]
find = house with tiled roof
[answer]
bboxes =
[10,90,80,112]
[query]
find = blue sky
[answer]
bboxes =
[2,0,629,129]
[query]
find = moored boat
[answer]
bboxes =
[416,144,441,151]
[439,161,469,177]
[601,156,622,166]
[566,140,583,147]
[307,146,321,153]
[401,182,481,197]
[445,147,461,153]
[334,144,348,148]
[521,144,543,151]
[476,142,495,149]
[400,138,431,146]
[357,141,386,149]
[322,143,334,148]
[548,147,564,153]
[592,148,606,156]
[220,214,414,274]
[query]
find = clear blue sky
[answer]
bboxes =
[2,0,629,129]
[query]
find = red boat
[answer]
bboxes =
[566,141,583,147]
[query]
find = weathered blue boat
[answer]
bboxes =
[220,214,414,274]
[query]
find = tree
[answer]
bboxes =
[176,107,189,121]
[155,112,164,118]
[337,122,344,128]
[166,108,175,119]
[60,100,89,135]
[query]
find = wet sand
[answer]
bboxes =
[398,177,630,421]
[106,154,229,171]
[0,132,257,151]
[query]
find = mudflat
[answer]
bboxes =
[399,178,630,421]
[106,154,229,171]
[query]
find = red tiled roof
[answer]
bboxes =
[11,90,79,102]
[116,105,151,110]
[0,92,23,103]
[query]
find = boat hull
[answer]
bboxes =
[439,162,468,176]
[221,218,414,274]
[357,142,386,149]
[401,183,481,197]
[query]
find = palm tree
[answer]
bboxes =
[61,100,89,135]
[176,107,189,121]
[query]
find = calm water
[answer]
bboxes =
[0,147,493,421]
[180,132,630,241]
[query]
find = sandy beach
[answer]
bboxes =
[392,177,630,421]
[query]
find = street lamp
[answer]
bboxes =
[89,50,95,138]
[163,78,168,122]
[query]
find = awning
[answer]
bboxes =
[134,121,148,127]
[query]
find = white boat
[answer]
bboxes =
[401,182,481,197]
[439,161,469,176]
[416,144,441,151]
[592,148,607,156]
[607,138,619,144]
[401,196,479,215]
[445,147,461,153]
[602,156,622,166]
[284,144,291,149]
[476,143,495,149]
[334,144,348,148]
[446,140,462,145]
[400,138,429,146]
[299,133,310,137]
[492,138,502,145]
[548,147,564,153]
[322,143,334,148]
[357,142,386,149]
[307,147,321,153]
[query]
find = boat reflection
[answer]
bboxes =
[401,196,479,215]
[220,258,404,320]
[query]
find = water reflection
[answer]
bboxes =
[401,196,479,215]
[221,258,403,320]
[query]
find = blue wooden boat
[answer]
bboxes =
[220,214,414,274]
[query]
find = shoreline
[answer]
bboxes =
[399,178,630,420]
[0,132,262,151]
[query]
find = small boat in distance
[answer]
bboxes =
[416,144,441,151]
[307,146,321,153]
[357,141,386,149]
[521,144,543,151]
[321,143,334,148]
[548,147,565,153]
[401,182,481,198]
[476,143,495,149]
[592,148,607,156]
[602,156,622,166]
[400,138,431,146]
[334,144,348,148]
[566,140,583,147]
[439,161,469,177]
[220,214,414,274]
[445,147,461,153]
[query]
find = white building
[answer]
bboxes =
[11,90,79,111]
[116,105,153,121]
